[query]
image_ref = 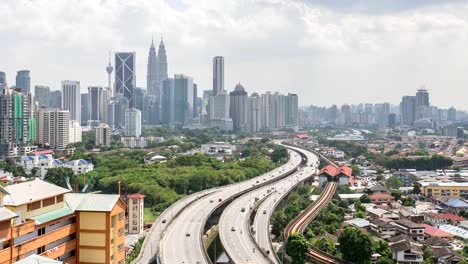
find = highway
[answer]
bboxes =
[218,145,319,264]
[159,145,303,264]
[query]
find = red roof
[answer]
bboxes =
[32,150,54,155]
[127,193,145,199]
[422,224,453,238]
[436,213,464,222]
[319,165,352,178]
[369,193,395,200]
[296,134,309,139]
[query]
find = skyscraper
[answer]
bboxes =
[400,96,416,126]
[248,93,262,133]
[284,93,299,129]
[173,74,194,126]
[0,71,6,88]
[115,52,136,107]
[229,83,248,132]
[88,86,111,126]
[113,93,129,129]
[15,70,30,94]
[124,108,142,137]
[157,38,168,92]
[61,80,81,122]
[213,56,224,96]
[448,107,457,121]
[415,88,430,119]
[134,87,148,123]
[81,93,89,126]
[161,78,174,125]
[37,108,69,150]
[147,38,159,125]
[34,85,51,107]
[49,90,62,109]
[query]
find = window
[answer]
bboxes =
[118,228,124,236]
[118,243,124,252]
[43,197,55,207]
[118,212,124,220]
[118,260,124,264]
[57,194,64,203]
[27,201,41,211]
[132,198,138,204]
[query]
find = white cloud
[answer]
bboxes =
[1,0,468,110]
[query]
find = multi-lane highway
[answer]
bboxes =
[159,146,303,264]
[219,145,319,263]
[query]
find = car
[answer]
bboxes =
[210,200,214,203]
[162,219,166,223]
[263,210,267,214]
[241,207,245,212]
[186,233,191,237]
[218,198,222,202]
[231,227,236,231]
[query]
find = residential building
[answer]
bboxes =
[389,235,423,263]
[17,155,94,178]
[392,219,425,241]
[95,123,111,147]
[0,71,5,88]
[16,70,30,94]
[400,96,416,126]
[368,193,395,205]
[201,142,237,155]
[68,120,82,144]
[37,108,69,150]
[213,56,224,96]
[0,179,126,263]
[61,80,81,122]
[422,212,464,227]
[120,136,163,149]
[124,108,141,137]
[419,181,468,199]
[229,83,248,133]
[247,93,262,133]
[370,219,397,238]
[126,194,145,234]
[284,93,299,130]
[115,52,136,107]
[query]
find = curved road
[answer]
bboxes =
[160,146,303,264]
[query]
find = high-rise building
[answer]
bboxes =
[0,71,6,88]
[229,83,248,132]
[95,123,111,147]
[284,93,299,129]
[248,93,262,133]
[261,92,285,130]
[147,39,159,125]
[213,56,224,96]
[400,96,416,126]
[69,120,82,144]
[172,74,194,126]
[193,83,198,118]
[61,80,81,122]
[37,108,69,150]
[115,52,136,107]
[341,104,351,124]
[106,52,114,96]
[415,88,430,119]
[125,108,142,137]
[134,87,148,122]
[49,90,62,108]
[34,85,50,107]
[161,78,174,125]
[88,86,111,126]
[157,38,168,94]
[448,107,457,121]
[15,70,30,94]
[81,93,89,126]
[113,93,129,129]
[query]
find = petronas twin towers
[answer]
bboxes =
[147,37,168,124]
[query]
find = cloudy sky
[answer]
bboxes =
[2,0,468,109]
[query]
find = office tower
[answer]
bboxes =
[213,56,224,96]
[106,52,114,96]
[95,123,111,147]
[448,107,457,121]
[81,93,89,126]
[88,86,111,126]
[172,74,194,126]
[0,88,35,152]
[161,78,174,125]
[157,38,168,93]
[341,104,351,124]
[37,108,69,150]
[113,93,129,129]
[400,96,416,126]
[208,92,230,118]
[15,70,30,94]
[229,83,248,132]
[284,93,299,129]
[49,90,62,108]
[248,93,262,132]
[134,87,148,122]
[415,88,430,119]
[34,85,50,107]
[124,108,142,137]
[0,71,6,87]
[146,39,159,125]
[69,120,82,144]
[61,80,81,122]
[193,84,198,118]
[115,52,136,107]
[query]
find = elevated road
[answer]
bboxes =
[160,145,304,264]
[219,145,319,263]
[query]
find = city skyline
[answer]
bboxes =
[2,0,468,110]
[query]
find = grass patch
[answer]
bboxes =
[144,207,159,222]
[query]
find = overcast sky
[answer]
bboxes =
[2,0,468,110]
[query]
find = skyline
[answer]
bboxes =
[2,0,468,109]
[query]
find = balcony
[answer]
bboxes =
[12,220,35,237]
[40,239,76,259]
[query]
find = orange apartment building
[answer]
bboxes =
[0,178,126,264]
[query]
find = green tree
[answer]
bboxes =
[376,257,393,264]
[44,167,75,189]
[413,183,421,195]
[30,167,39,177]
[422,245,433,264]
[351,165,361,176]
[285,234,310,264]
[356,210,366,218]
[360,194,371,203]
[386,176,403,190]
[373,240,390,258]
[310,237,336,255]
[338,227,373,264]
[271,210,288,238]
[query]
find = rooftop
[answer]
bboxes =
[127,193,145,199]
[394,219,424,229]
[15,254,63,264]
[65,193,122,212]
[3,178,70,206]
[422,224,454,238]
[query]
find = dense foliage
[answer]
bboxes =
[384,155,453,170]
[285,233,310,264]
[125,236,145,264]
[338,226,374,264]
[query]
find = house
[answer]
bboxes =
[389,235,423,263]
[392,219,425,241]
[17,155,94,178]
[432,247,464,264]
[368,193,395,205]
[422,212,465,227]
[367,208,400,220]
[344,218,370,229]
[367,184,389,194]
[442,199,468,214]
[422,224,454,239]
[201,142,236,155]
[370,219,397,238]
[422,237,452,248]
[64,159,94,175]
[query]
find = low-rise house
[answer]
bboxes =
[442,199,468,214]
[17,155,94,178]
[393,219,425,241]
[423,237,452,248]
[64,159,94,175]
[438,225,468,240]
[120,136,164,149]
[367,208,400,220]
[422,224,454,239]
[368,193,395,205]
[201,142,236,155]
[389,235,423,263]
[432,247,464,264]
[422,212,465,227]
[344,218,370,229]
[370,219,397,238]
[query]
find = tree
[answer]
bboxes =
[422,245,433,264]
[356,210,366,218]
[271,210,288,238]
[402,197,415,206]
[413,183,421,195]
[44,167,75,189]
[360,194,371,203]
[338,227,373,264]
[285,234,310,264]
[386,176,403,190]
[376,257,393,264]
[373,240,390,258]
[351,165,361,176]
[310,237,336,255]
[30,167,39,178]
